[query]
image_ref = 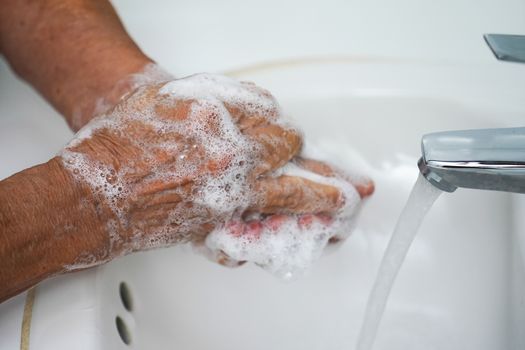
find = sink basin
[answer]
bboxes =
[1,59,524,350]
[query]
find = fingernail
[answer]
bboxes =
[298,214,315,229]
[315,214,333,226]
[357,180,375,198]
[244,220,263,240]
[264,214,288,231]
[216,250,244,267]
[226,220,244,237]
[328,235,343,244]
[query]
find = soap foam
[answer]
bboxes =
[204,155,365,280]
[160,74,278,117]
[60,72,369,275]
[71,63,175,131]
[60,73,289,267]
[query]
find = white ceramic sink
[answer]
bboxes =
[1,59,524,349]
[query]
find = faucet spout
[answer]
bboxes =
[418,127,525,193]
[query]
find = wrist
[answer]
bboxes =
[70,57,175,131]
[46,157,121,268]
[68,53,155,131]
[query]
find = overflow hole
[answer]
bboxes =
[119,282,133,312]
[115,316,132,345]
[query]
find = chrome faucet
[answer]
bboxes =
[418,34,525,193]
[484,34,525,64]
[418,127,525,193]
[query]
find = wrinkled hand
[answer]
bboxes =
[60,74,372,264]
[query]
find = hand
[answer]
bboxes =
[60,74,371,265]
[205,156,374,269]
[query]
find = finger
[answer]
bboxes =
[263,214,289,231]
[225,219,263,240]
[297,214,333,229]
[224,102,302,176]
[264,213,342,247]
[294,157,375,198]
[216,250,246,267]
[239,213,334,233]
[251,175,343,215]
[192,236,245,267]
[293,157,335,177]
[154,99,193,121]
[223,82,281,125]
[354,180,375,198]
[245,124,303,176]
[224,103,274,131]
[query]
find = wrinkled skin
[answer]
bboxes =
[61,76,374,262]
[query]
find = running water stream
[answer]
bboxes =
[356,174,443,350]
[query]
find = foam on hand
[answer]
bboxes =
[204,154,365,280]
[59,71,369,276]
[60,72,288,267]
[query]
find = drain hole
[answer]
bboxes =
[116,316,131,345]
[119,282,133,312]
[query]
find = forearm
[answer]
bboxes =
[0,158,111,303]
[0,0,153,130]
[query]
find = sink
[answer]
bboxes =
[1,59,524,350]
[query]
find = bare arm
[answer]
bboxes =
[0,0,153,130]
[0,158,108,302]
